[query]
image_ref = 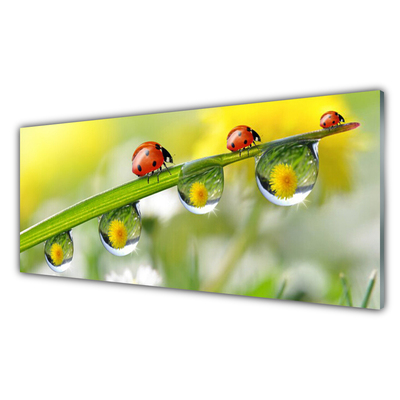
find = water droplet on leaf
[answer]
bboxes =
[99,203,142,256]
[255,141,319,206]
[177,163,224,214]
[44,231,74,272]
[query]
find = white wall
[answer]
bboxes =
[4,1,398,399]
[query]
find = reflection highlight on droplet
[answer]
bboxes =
[255,141,319,206]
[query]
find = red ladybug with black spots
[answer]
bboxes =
[132,141,173,182]
[320,111,345,129]
[227,125,261,155]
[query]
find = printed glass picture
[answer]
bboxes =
[20,90,384,309]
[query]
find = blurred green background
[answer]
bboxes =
[20,91,381,308]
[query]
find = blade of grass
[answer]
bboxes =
[202,201,263,293]
[189,239,200,291]
[20,123,360,253]
[339,273,353,307]
[275,278,287,299]
[360,270,377,308]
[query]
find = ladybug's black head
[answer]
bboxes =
[251,129,261,142]
[161,147,173,163]
[338,114,345,123]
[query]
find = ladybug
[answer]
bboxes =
[320,111,345,129]
[132,141,173,183]
[227,125,261,155]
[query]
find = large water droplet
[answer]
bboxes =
[44,231,74,272]
[177,163,224,214]
[99,203,142,256]
[255,141,319,206]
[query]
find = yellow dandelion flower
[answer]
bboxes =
[270,163,298,200]
[108,219,128,249]
[50,243,64,266]
[189,182,208,208]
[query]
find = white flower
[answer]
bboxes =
[134,265,163,286]
[105,269,135,283]
[105,265,162,287]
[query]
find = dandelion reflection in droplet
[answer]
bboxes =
[255,141,319,206]
[177,163,224,214]
[44,230,74,273]
[98,203,142,256]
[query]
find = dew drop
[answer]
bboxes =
[177,163,224,214]
[44,231,74,273]
[98,203,142,256]
[255,141,319,206]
